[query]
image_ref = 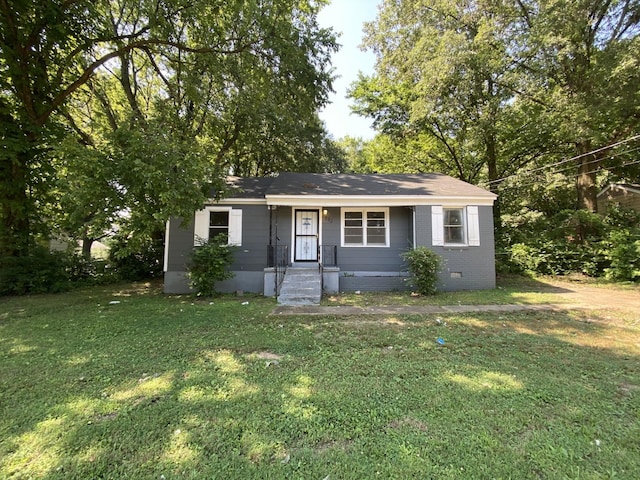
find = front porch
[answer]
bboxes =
[264,244,339,305]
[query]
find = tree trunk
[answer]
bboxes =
[0,145,32,259]
[82,237,94,260]
[575,142,599,213]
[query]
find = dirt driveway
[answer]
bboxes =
[533,277,640,314]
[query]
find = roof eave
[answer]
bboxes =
[264,194,496,207]
[597,183,640,198]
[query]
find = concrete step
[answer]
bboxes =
[278,267,322,306]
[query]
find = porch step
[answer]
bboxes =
[277,267,322,306]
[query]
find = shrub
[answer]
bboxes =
[109,235,164,281]
[188,236,236,296]
[401,247,441,295]
[0,246,70,295]
[508,240,605,277]
[603,229,640,282]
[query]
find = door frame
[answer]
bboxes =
[292,208,321,262]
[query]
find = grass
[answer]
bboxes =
[1,281,639,479]
[324,274,574,307]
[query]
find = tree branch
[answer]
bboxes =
[43,37,259,124]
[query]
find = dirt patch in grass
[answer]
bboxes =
[387,416,429,432]
[247,351,283,361]
[618,382,640,397]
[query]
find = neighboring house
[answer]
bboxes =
[597,183,640,214]
[164,172,498,299]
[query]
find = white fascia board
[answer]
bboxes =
[206,198,267,206]
[597,185,613,198]
[265,195,496,207]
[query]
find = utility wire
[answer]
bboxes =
[484,133,640,187]
[496,158,640,192]
[512,145,640,180]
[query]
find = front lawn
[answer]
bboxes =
[1,283,638,478]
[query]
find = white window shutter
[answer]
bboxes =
[431,205,444,246]
[467,206,480,246]
[193,208,209,245]
[228,209,243,246]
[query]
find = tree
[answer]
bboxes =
[1,0,337,262]
[349,0,556,227]
[508,0,640,211]
[350,0,640,215]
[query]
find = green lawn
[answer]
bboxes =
[1,282,639,479]
[323,274,631,307]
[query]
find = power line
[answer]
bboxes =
[484,133,640,187]
[521,145,640,179]
[496,158,640,192]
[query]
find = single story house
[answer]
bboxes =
[597,183,640,214]
[164,172,497,298]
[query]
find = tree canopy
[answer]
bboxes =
[1,0,338,260]
[350,0,640,215]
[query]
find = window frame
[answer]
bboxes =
[431,205,480,247]
[193,206,242,246]
[341,207,390,247]
[443,207,466,246]
[208,210,230,241]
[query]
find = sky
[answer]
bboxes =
[317,0,380,140]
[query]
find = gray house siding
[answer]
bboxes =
[414,205,495,291]
[271,206,293,262]
[330,207,413,292]
[164,204,274,294]
[333,207,412,271]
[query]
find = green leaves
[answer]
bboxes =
[188,236,237,296]
[2,0,340,265]
[401,246,442,295]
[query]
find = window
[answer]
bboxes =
[342,208,388,247]
[209,211,229,240]
[444,208,465,244]
[431,205,480,247]
[193,207,242,246]
[344,211,363,244]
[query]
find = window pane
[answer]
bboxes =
[344,229,363,244]
[367,228,386,244]
[445,226,464,243]
[444,209,463,226]
[343,210,388,246]
[210,211,229,227]
[209,227,228,240]
[367,212,385,228]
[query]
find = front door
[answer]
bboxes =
[294,210,319,261]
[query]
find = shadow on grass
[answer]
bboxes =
[0,290,638,478]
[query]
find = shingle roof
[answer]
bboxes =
[265,172,495,198]
[223,176,276,198]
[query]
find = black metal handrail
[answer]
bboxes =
[320,245,337,267]
[267,245,289,268]
[267,245,288,297]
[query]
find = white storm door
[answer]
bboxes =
[294,210,319,261]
